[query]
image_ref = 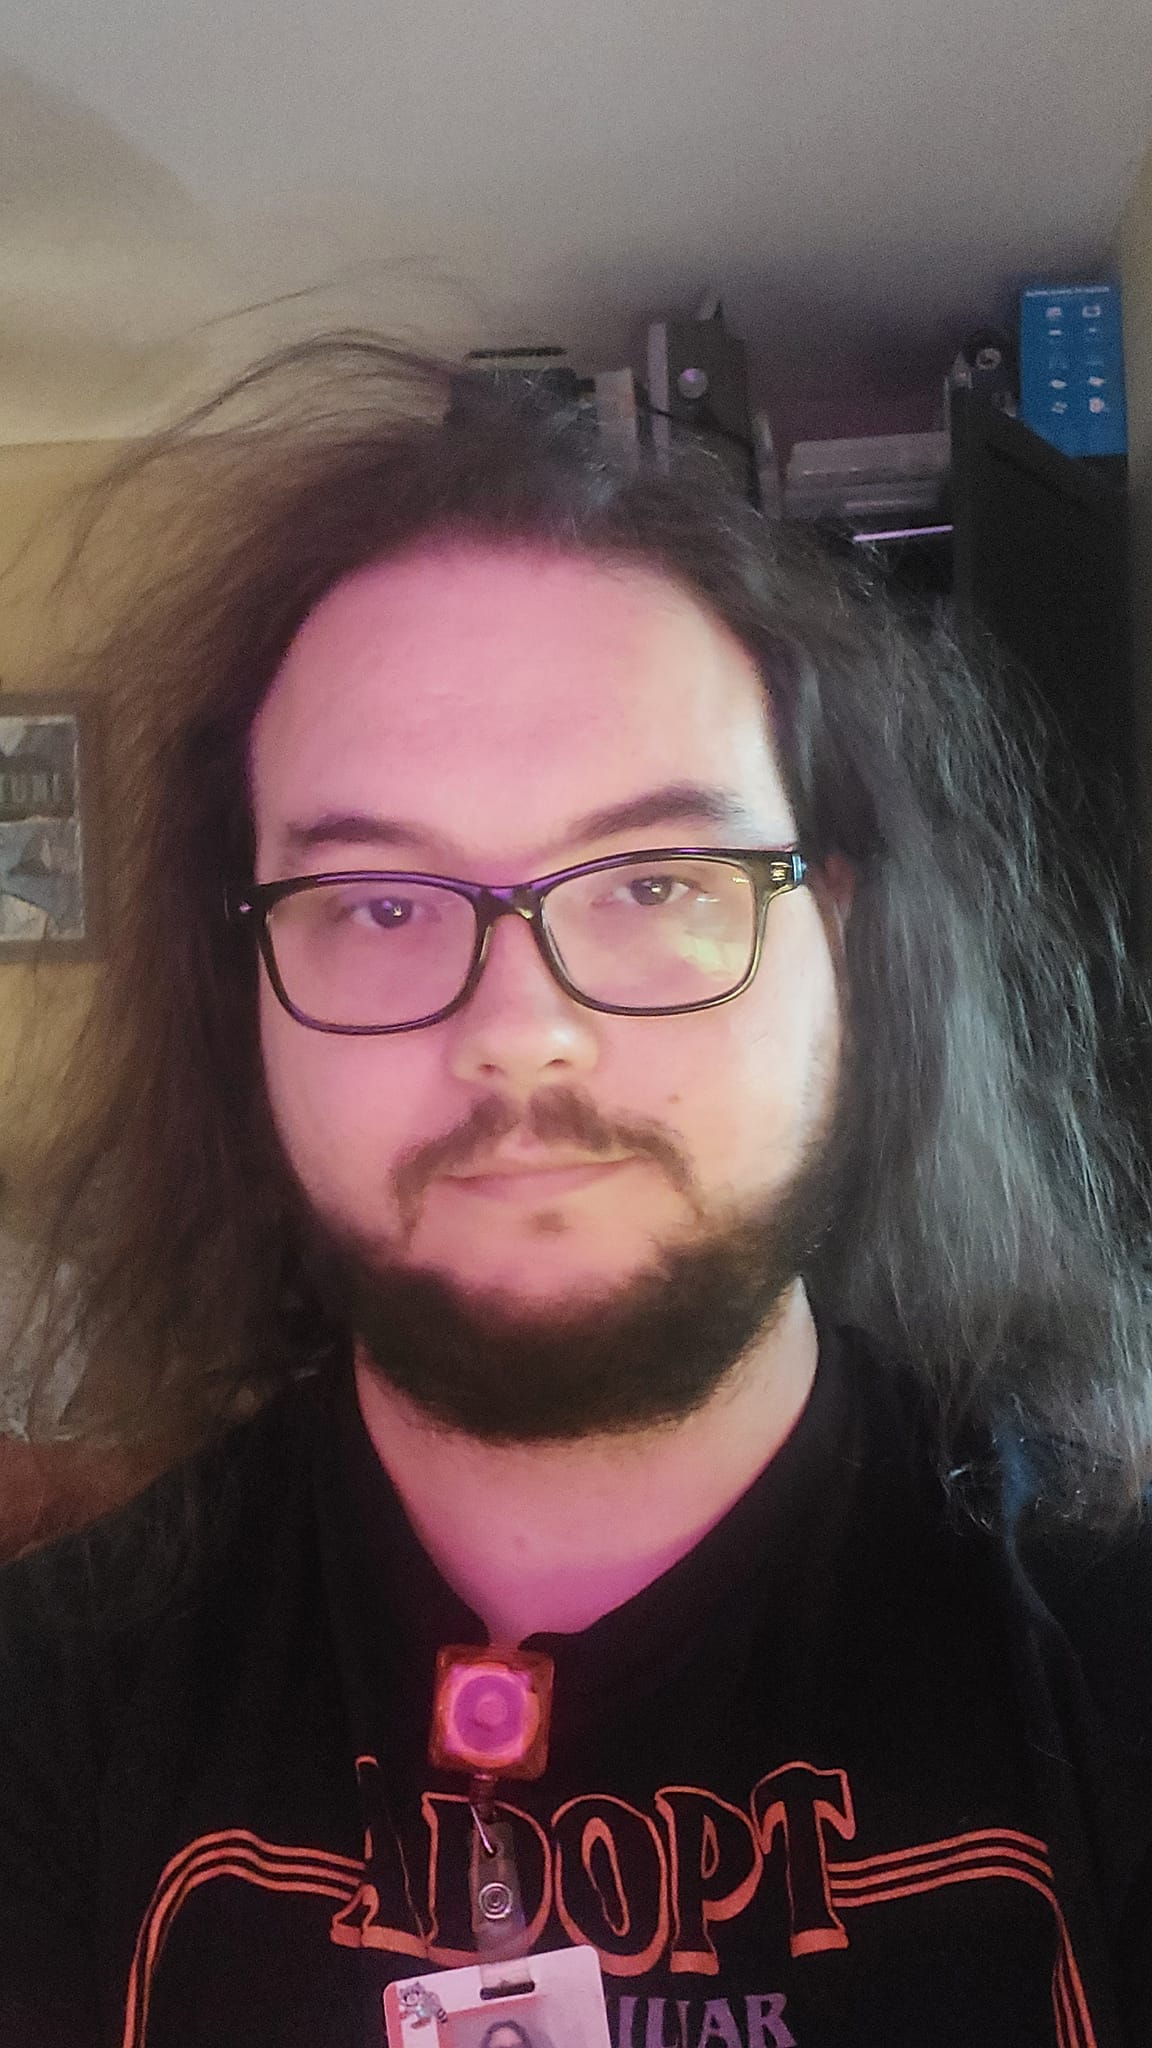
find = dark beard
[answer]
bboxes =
[298,1112,854,1445]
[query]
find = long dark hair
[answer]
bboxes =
[7,332,1151,1526]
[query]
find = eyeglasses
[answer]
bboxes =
[227,846,808,1036]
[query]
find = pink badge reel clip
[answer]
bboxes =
[427,1645,554,1781]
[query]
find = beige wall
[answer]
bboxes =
[0,443,116,1192]
[1120,145,1152,963]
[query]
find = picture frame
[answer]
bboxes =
[0,691,105,962]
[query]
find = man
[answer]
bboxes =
[2,337,1151,2048]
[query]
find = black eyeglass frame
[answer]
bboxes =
[226,845,809,1036]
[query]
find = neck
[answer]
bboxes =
[353,1280,818,1645]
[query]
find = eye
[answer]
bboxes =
[602,873,692,909]
[325,891,432,931]
[353,895,417,929]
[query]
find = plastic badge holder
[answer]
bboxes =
[383,1945,610,2048]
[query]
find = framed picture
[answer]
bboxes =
[0,692,104,961]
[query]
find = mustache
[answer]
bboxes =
[392,1085,702,1239]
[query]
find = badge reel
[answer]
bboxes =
[383,1646,610,2048]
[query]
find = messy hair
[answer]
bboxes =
[7,332,1151,1527]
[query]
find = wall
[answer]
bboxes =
[1119,145,1152,964]
[0,441,115,1196]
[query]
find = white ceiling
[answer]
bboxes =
[0,0,1149,446]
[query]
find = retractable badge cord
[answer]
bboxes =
[382,1646,612,2044]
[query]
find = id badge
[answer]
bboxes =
[383,1944,610,2047]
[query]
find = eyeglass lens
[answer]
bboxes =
[265,856,759,1029]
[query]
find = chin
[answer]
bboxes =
[406,1201,690,1307]
[420,1252,649,1327]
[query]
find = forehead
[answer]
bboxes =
[249,544,791,869]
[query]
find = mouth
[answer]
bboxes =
[442,1155,635,1200]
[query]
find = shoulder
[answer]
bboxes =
[981,1412,1152,1709]
[1011,1497,1152,1749]
[830,1321,1152,1724]
[0,1371,329,1673]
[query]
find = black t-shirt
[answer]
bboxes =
[1,1325,1151,2048]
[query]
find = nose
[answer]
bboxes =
[446,909,600,1092]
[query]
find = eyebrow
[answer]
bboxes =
[278,782,769,868]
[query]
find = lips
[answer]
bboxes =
[448,1150,630,1180]
[441,1153,634,1199]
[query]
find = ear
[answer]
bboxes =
[816,851,855,915]
[810,852,855,951]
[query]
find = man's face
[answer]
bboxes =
[249,544,850,1438]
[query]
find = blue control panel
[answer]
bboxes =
[1019,284,1128,458]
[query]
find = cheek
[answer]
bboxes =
[663,936,841,1186]
[258,989,425,1213]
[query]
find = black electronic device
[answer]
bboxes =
[947,325,1019,415]
[449,349,595,432]
[645,306,758,503]
[950,388,1134,918]
[948,382,1144,1135]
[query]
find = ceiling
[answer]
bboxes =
[0,0,1149,448]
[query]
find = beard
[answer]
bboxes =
[295,1086,856,1445]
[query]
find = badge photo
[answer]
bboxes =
[382,1944,611,2048]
